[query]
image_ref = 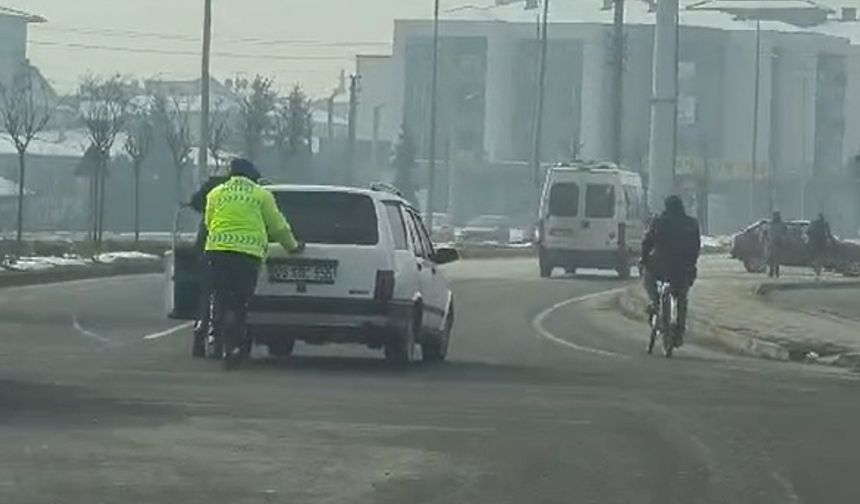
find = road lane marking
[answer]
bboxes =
[144,322,194,340]
[532,288,629,359]
[72,316,112,345]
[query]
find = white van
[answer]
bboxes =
[537,163,645,278]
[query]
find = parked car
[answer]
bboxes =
[730,219,860,276]
[457,215,512,244]
[167,184,459,364]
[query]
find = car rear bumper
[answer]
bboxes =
[246,296,413,343]
[540,246,636,269]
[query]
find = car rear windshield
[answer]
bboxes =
[274,191,379,245]
[548,183,579,217]
[585,184,615,218]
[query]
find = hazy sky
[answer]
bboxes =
[9,0,465,96]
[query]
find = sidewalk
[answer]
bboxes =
[618,256,860,367]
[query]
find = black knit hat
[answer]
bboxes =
[230,158,261,182]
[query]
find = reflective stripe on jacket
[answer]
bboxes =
[204,176,298,259]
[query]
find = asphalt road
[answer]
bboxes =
[772,285,860,321]
[1,258,859,504]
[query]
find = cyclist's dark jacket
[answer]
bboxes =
[642,210,701,285]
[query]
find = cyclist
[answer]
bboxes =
[205,158,304,367]
[641,195,701,345]
[188,174,228,358]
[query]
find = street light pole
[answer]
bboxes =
[198,0,213,184]
[531,0,550,194]
[750,19,761,221]
[426,0,440,227]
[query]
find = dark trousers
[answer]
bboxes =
[207,251,261,352]
[644,268,690,335]
[768,260,780,278]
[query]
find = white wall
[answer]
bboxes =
[0,16,27,88]
[355,55,394,142]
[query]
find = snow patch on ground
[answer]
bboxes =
[94,251,161,264]
[4,256,90,272]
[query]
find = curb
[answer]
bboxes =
[616,285,791,361]
[0,260,163,289]
[755,279,860,296]
[456,245,536,260]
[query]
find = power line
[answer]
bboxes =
[29,40,355,61]
[34,24,391,48]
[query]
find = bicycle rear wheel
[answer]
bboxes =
[661,293,674,358]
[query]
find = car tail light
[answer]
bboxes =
[374,270,395,302]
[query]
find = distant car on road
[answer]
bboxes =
[430,212,455,243]
[730,219,860,276]
[457,215,512,244]
[167,184,459,364]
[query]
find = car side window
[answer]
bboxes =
[384,202,408,250]
[413,213,436,257]
[404,210,427,258]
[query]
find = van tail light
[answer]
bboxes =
[374,270,395,302]
[618,222,627,251]
[538,220,545,243]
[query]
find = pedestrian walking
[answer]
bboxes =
[807,213,834,278]
[767,211,787,278]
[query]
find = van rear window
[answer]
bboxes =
[585,184,616,218]
[274,192,379,245]
[549,183,579,217]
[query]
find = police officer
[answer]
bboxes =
[205,158,303,367]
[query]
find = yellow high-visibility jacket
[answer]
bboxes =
[204,176,299,259]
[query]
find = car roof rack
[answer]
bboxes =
[370,182,404,198]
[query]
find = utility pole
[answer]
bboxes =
[346,74,359,186]
[750,19,761,221]
[371,104,385,169]
[198,0,213,184]
[531,0,550,195]
[327,94,335,140]
[426,0,441,227]
[611,0,625,166]
[647,0,679,211]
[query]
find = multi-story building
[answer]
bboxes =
[0,6,44,88]
[360,0,860,234]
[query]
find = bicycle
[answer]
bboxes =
[648,280,681,358]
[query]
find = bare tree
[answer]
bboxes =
[208,98,233,172]
[152,93,193,204]
[123,106,154,243]
[0,65,53,250]
[237,75,277,162]
[274,85,313,176]
[79,75,130,243]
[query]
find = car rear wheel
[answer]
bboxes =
[743,257,767,273]
[385,317,419,365]
[616,265,631,279]
[423,306,453,363]
[267,338,296,358]
[539,250,553,278]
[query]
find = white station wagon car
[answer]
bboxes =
[167,184,459,364]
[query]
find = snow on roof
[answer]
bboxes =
[436,0,819,34]
[688,0,833,12]
[806,19,860,44]
[0,130,127,159]
[0,6,46,23]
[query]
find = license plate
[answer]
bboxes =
[268,260,338,284]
